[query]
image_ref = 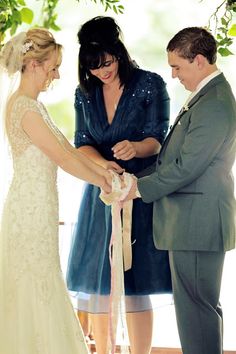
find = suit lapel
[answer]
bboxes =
[159,73,226,157]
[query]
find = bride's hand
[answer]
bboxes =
[100,169,113,193]
[100,178,111,194]
[105,160,125,174]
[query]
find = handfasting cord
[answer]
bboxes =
[100,171,137,354]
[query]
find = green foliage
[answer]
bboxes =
[41,0,61,31]
[76,0,124,14]
[0,0,34,43]
[2,1,234,57]
[0,0,124,45]
[206,0,236,56]
[228,22,236,35]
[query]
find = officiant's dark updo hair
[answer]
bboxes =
[77,16,136,93]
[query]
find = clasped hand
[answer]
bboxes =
[101,170,139,204]
[101,139,140,199]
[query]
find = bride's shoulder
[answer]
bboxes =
[15,94,38,107]
[9,94,40,115]
[6,95,42,128]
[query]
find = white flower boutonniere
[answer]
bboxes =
[183,104,189,112]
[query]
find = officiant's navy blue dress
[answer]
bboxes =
[66,68,172,313]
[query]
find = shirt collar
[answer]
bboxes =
[184,69,221,107]
[195,69,222,93]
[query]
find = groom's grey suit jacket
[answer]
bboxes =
[138,73,236,251]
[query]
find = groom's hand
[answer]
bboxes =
[122,176,140,202]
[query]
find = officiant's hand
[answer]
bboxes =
[112,140,136,160]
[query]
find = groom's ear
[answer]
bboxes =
[194,54,207,70]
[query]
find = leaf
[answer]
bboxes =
[50,22,61,31]
[0,32,6,44]
[228,24,236,36]
[217,37,231,46]
[118,5,124,13]
[20,7,34,24]
[0,0,8,11]
[0,14,7,23]
[218,47,234,56]
[12,10,22,24]
[17,0,26,6]
[10,22,18,36]
[218,26,228,34]
[221,17,227,26]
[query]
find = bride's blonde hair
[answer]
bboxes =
[0,28,62,75]
[22,28,62,72]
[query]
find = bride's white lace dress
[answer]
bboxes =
[0,95,88,354]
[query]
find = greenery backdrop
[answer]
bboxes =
[0,0,236,140]
[0,0,236,55]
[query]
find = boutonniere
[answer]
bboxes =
[183,104,189,112]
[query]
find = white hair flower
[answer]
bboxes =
[21,41,34,54]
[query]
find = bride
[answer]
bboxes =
[0,28,111,354]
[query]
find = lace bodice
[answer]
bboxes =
[7,95,64,155]
[3,95,64,290]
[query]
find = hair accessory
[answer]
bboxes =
[86,41,100,46]
[21,41,34,54]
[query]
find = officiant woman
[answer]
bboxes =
[66,16,172,354]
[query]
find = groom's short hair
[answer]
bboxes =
[166,27,217,64]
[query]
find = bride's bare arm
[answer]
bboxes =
[61,142,125,174]
[21,111,111,192]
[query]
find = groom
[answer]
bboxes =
[129,27,236,354]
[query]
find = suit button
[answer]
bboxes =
[158,160,162,165]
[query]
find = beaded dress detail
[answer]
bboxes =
[0,95,88,354]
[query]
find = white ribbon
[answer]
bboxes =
[100,172,136,354]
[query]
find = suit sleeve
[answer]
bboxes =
[138,99,231,203]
